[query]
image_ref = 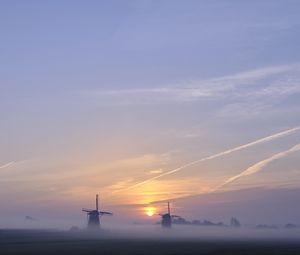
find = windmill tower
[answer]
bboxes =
[82,194,112,229]
[159,202,180,228]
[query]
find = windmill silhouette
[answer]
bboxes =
[159,202,180,228]
[82,194,112,229]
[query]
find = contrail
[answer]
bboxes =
[0,161,15,169]
[0,160,30,170]
[215,143,300,190]
[120,127,300,192]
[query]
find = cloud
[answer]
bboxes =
[108,178,135,192]
[216,143,300,190]
[0,161,15,170]
[117,127,300,192]
[149,169,164,175]
[0,160,31,171]
[77,87,212,105]
[77,64,300,105]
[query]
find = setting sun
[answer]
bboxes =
[144,207,157,217]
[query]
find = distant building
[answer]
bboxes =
[230,217,241,227]
[82,194,112,230]
[159,202,180,228]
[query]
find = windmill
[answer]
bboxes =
[82,194,112,229]
[159,202,180,228]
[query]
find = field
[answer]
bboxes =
[1,229,300,255]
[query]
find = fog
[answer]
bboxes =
[96,224,300,241]
[2,221,300,242]
[2,212,300,255]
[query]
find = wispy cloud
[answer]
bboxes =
[148,169,164,175]
[77,64,300,105]
[117,127,300,192]
[77,87,212,105]
[0,161,15,170]
[0,160,31,170]
[0,159,38,173]
[216,143,300,190]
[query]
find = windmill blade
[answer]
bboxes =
[99,211,113,215]
[171,215,180,218]
[82,208,92,213]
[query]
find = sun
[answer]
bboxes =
[144,207,156,217]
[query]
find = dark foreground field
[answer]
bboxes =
[1,229,300,255]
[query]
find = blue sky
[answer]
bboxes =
[1,0,300,228]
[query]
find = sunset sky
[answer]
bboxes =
[1,0,300,228]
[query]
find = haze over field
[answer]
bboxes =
[1,0,300,230]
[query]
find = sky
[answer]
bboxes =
[1,0,300,228]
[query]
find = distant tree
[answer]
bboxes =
[256,224,278,229]
[191,220,201,225]
[173,218,227,227]
[202,220,214,226]
[285,223,298,229]
[25,216,37,221]
[173,217,191,225]
[216,222,225,226]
